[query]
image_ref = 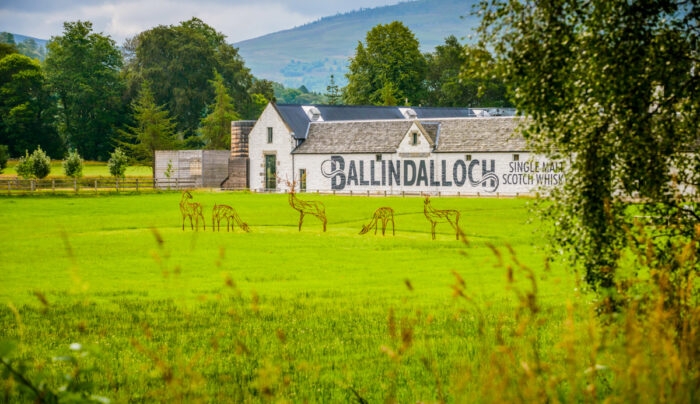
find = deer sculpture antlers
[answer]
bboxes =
[359,207,395,236]
[423,195,460,240]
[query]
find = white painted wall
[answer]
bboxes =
[292,152,564,195]
[248,105,297,192]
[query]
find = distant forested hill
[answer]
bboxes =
[0,32,49,60]
[234,0,480,92]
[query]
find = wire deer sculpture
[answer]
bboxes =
[359,207,395,236]
[180,190,205,231]
[212,204,250,233]
[423,196,460,240]
[283,177,327,232]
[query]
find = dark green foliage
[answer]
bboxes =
[118,82,179,177]
[200,72,239,149]
[0,145,8,173]
[108,148,128,178]
[0,32,15,45]
[45,21,126,161]
[126,18,257,139]
[472,1,700,294]
[0,54,63,158]
[425,36,512,107]
[343,21,427,105]
[63,149,83,178]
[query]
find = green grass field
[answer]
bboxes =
[0,192,578,402]
[1,160,152,178]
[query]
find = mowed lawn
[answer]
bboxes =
[0,160,152,178]
[0,192,577,402]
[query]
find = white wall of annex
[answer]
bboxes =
[248,104,297,192]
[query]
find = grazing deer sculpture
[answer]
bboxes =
[359,207,395,236]
[423,196,460,240]
[180,191,205,231]
[212,204,250,232]
[284,178,327,232]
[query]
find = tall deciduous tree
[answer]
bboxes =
[118,82,179,177]
[45,21,126,160]
[343,22,427,105]
[200,72,239,149]
[0,54,63,157]
[471,1,700,296]
[424,36,512,108]
[125,18,255,140]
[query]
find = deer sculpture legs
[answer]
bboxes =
[360,207,395,236]
[180,191,205,231]
[289,193,327,232]
[212,204,250,232]
[423,196,460,240]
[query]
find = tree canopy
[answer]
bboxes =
[470,0,700,295]
[44,21,126,160]
[343,21,427,105]
[200,72,239,149]
[0,53,62,157]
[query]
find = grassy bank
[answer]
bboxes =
[0,160,152,178]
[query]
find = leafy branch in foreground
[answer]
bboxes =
[468,0,700,300]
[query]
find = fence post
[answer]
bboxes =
[175,177,179,189]
[333,189,336,195]
[52,179,55,193]
[402,191,405,197]
[384,190,387,197]
[367,190,370,197]
[6,180,10,195]
[350,190,353,196]
[94,179,98,194]
[74,178,78,193]
[31,179,35,192]
[136,178,139,192]
[116,178,119,193]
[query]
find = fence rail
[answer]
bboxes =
[1,177,196,194]
[225,187,538,198]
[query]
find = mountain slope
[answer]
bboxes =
[234,0,480,92]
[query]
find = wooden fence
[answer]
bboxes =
[0,177,196,194]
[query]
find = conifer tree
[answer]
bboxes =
[200,72,239,149]
[119,81,178,178]
[325,74,341,105]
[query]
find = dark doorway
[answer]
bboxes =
[265,155,276,190]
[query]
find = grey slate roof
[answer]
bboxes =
[274,103,477,139]
[292,117,527,154]
[294,120,415,154]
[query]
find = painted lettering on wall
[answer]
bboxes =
[320,156,520,192]
[501,161,565,186]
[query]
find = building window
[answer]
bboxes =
[267,127,273,144]
[465,154,472,161]
[299,169,306,192]
[412,133,418,145]
[376,154,382,162]
[513,154,520,161]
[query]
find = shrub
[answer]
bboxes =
[108,148,128,178]
[29,147,51,179]
[16,151,32,178]
[0,145,8,173]
[62,149,83,178]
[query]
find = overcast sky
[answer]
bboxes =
[0,0,401,44]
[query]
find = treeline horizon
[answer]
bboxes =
[0,18,511,162]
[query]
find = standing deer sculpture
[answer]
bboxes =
[212,204,250,232]
[359,207,395,236]
[179,190,205,231]
[423,196,460,240]
[284,178,327,232]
